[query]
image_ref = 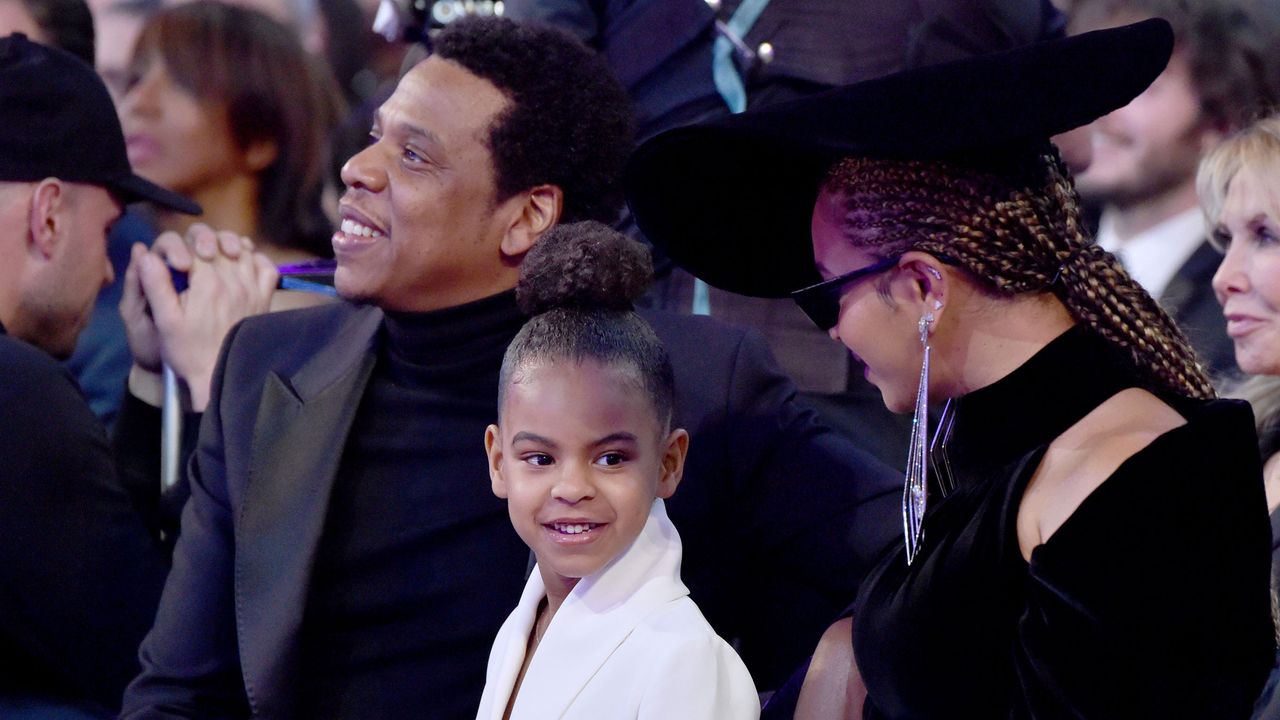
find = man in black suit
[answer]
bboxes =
[0,34,273,716]
[1069,0,1280,381]
[122,16,900,719]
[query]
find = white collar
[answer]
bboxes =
[486,499,688,719]
[1095,208,1207,299]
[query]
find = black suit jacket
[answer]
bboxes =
[1160,240,1237,381]
[0,330,170,714]
[121,300,900,718]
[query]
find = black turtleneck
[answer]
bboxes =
[299,291,531,719]
[851,324,1273,719]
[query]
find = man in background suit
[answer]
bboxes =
[1069,0,1280,381]
[122,16,901,719]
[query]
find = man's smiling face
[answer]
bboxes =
[333,56,528,312]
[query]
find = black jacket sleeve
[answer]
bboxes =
[0,338,171,713]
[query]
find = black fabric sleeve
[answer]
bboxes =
[121,321,252,719]
[0,343,170,713]
[111,391,201,544]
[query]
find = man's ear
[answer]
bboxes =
[485,424,508,499]
[27,178,65,260]
[655,428,689,500]
[499,184,562,258]
[895,251,950,330]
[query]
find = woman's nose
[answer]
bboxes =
[1212,241,1250,304]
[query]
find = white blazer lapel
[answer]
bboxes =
[510,500,689,718]
[477,572,546,720]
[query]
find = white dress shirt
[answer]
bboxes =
[1095,207,1207,299]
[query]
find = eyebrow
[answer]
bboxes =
[591,432,639,447]
[372,109,441,146]
[509,431,639,448]
[512,431,556,448]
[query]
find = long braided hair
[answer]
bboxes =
[823,146,1215,400]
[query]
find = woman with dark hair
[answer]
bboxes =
[120,0,342,282]
[626,19,1275,719]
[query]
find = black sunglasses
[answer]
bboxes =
[791,255,901,330]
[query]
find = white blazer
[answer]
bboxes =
[474,499,760,720]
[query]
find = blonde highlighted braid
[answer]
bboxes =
[824,148,1215,400]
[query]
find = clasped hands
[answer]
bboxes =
[120,224,278,412]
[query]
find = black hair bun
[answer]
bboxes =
[517,220,654,315]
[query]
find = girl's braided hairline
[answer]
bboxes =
[824,150,1215,401]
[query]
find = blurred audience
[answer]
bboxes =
[0,34,274,717]
[1199,112,1280,719]
[121,1,343,272]
[1070,0,1280,381]
[0,0,92,62]
[69,0,344,426]
[91,0,155,99]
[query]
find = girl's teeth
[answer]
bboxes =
[553,523,598,534]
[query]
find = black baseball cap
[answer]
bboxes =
[624,19,1174,298]
[0,33,201,214]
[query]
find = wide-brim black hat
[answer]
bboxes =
[624,18,1173,298]
[0,33,200,215]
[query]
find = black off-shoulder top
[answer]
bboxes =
[852,325,1274,719]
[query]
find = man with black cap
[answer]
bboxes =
[0,33,275,717]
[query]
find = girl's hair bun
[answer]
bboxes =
[516,220,654,316]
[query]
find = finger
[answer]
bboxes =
[187,223,219,261]
[216,230,246,260]
[150,231,193,271]
[137,253,184,331]
[118,243,149,316]
[253,252,279,301]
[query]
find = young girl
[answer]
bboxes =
[478,221,760,720]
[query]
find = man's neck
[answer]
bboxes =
[1102,182,1200,243]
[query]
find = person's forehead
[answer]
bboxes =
[0,0,43,40]
[1223,163,1280,217]
[379,56,509,141]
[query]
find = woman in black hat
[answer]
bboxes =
[626,19,1275,719]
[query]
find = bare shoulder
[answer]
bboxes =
[795,617,864,720]
[1017,388,1187,559]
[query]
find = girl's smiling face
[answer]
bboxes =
[485,359,687,596]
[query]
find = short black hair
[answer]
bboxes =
[500,221,672,429]
[432,17,635,224]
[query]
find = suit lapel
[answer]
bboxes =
[1159,240,1215,317]
[234,305,382,717]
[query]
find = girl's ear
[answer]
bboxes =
[655,428,689,499]
[484,424,508,499]
[895,251,949,332]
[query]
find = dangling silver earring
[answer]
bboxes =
[904,311,933,565]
